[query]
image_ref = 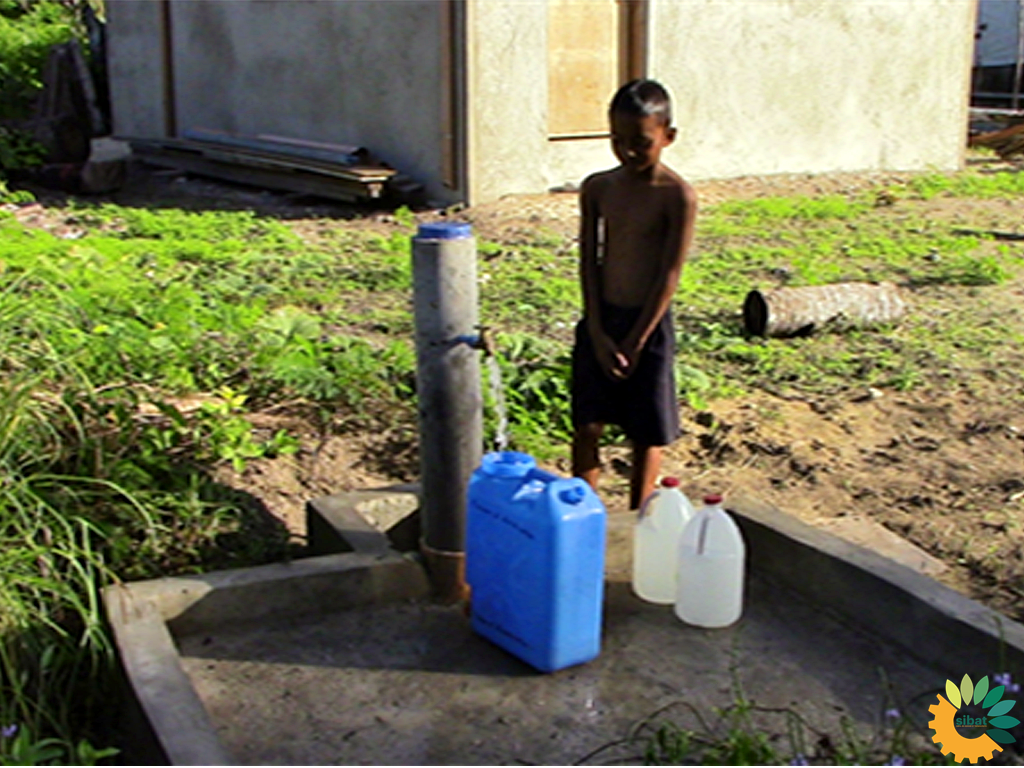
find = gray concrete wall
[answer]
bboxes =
[466,1,616,203]
[467,0,975,203]
[105,1,454,202]
[105,1,168,139]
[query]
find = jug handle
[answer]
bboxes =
[637,491,656,522]
[696,514,710,555]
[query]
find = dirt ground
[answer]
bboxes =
[16,159,1024,622]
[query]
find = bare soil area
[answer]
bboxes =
[21,160,1024,622]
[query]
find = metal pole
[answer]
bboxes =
[412,221,483,602]
[1014,0,1024,111]
[160,0,177,137]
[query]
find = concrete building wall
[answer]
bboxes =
[466,0,615,203]
[105,1,168,138]
[107,0,975,206]
[651,0,976,181]
[466,1,546,203]
[105,1,454,202]
[467,0,975,203]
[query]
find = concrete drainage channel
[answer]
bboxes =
[104,491,1024,765]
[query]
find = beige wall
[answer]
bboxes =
[466,1,548,203]
[466,0,615,203]
[651,0,976,180]
[467,0,976,203]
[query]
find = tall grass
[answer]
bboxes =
[0,222,295,763]
[0,197,435,763]
[0,311,122,763]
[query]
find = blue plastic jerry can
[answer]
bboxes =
[466,451,606,673]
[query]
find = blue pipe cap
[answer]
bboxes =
[480,451,536,478]
[416,221,472,240]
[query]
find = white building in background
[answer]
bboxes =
[105,0,977,205]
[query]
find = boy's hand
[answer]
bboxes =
[616,338,645,380]
[593,332,629,380]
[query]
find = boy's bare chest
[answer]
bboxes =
[594,188,669,305]
[598,188,666,240]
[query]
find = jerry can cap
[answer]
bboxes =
[704,494,724,505]
[480,451,537,478]
[558,484,587,505]
[660,477,680,488]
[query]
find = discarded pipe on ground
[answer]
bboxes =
[743,281,906,338]
[411,222,483,603]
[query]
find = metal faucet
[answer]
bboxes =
[453,326,496,357]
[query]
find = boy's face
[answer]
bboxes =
[610,111,676,174]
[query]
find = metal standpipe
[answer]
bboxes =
[411,221,484,603]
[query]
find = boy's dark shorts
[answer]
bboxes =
[571,301,680,446]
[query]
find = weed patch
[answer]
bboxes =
[581,668,962,766]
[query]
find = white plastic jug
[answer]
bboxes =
[674,494,746,627]
[632,477,695,604]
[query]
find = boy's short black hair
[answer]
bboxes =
[609,79,672,127]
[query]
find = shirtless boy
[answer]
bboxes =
[571,79,697,510]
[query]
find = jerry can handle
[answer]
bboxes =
[511,478,546,503]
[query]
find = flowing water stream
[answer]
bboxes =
[486,355,510,452]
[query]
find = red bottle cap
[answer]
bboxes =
[704,494,723,505]
[660,477,681,488]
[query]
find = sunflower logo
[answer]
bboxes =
[929,674,1019,764]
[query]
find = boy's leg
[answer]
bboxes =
[573,422,604,491]
[630,443,662,510]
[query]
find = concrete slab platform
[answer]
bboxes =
[811,515,947,579]
[104,489,1024,765]
[176,578,940,765]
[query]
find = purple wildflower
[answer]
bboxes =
[887,756,906,767]
[885,707,901,720]
[790,755,809,766]
[994,672,1021,694]
[1,724,16,739]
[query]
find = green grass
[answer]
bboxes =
[666,177,1024,404]
[905,171,1024,200]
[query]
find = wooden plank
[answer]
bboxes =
[130,145,384,202]
[68,38,106,135]
[183,128,363,167]
[130,137,394,182]
[199,146,393,182]
[621,0,648,82]
[255,133,362,155]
